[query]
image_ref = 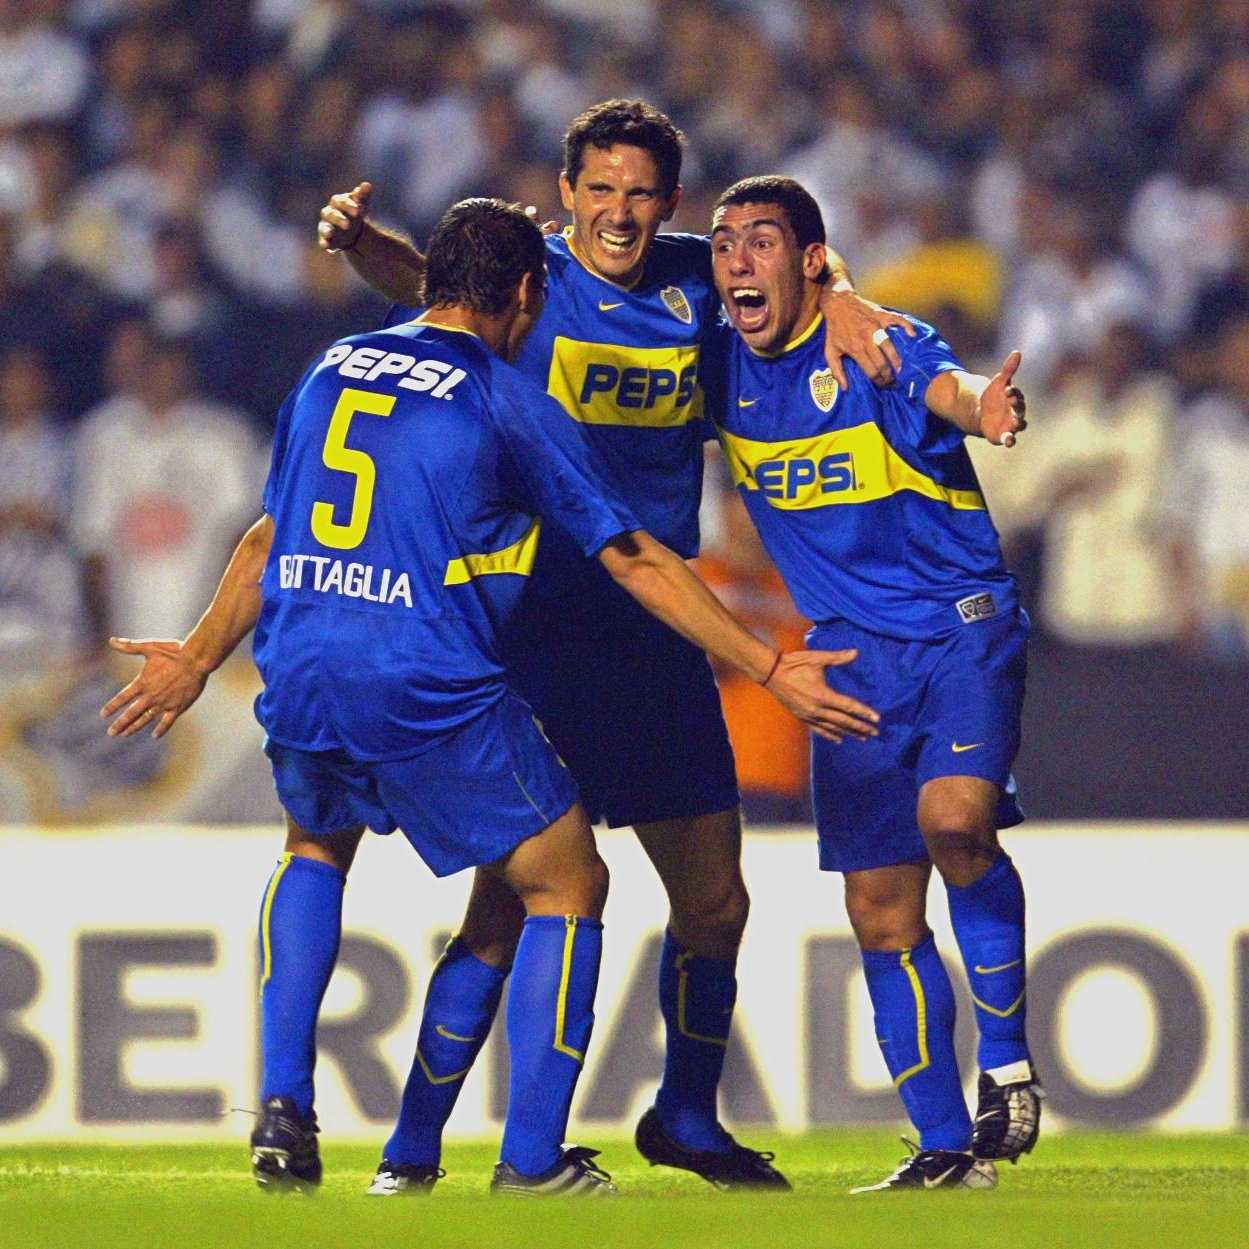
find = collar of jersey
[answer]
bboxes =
[749,312,823,358]
[563,227,644,292]
[413,315,482,341]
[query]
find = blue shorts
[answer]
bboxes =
[808,611,1028,874]
[265,691,579,878]
[502,583,739,828]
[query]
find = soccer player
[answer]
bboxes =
[103,198,879,1196]
[315,99,905,1194]
[702,175,1041,1191]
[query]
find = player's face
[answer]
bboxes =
[711,201,824,354]
[560,144,680,288]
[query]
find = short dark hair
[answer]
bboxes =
[713,176,826,249]
[421,198,546,316]
[562,99,684,197]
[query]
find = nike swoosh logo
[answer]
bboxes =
[598,300,624,311]
[951,742,983,753]
[738,397,759,407]
[435,1024,478,1043]
[924,1166,959,1189]
[974,959,1022,975]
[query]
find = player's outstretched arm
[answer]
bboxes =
[925,349,1027,447]
[317,181,426,306]
[597,530,880,742]
[101,515,273,738]
[817,248,914,388]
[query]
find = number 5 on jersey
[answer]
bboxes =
[311,388,395,550]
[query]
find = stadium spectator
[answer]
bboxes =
[969,314,1182,650]
[1159,309,1249,660]
[0,0,89,129]
[70,327,261,645]
[993,189,1152,390]
[1124,79,1247,345]
[0,341,83,671]
[784,67,944,280]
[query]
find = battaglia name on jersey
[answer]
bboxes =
[278,553,413,606]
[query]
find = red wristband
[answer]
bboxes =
[762,650,783,687]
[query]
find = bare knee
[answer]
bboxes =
[919,777,1002,888]
[282,816,363,873]
[925,828,1001,887]
[843,865,929,951]
[670,875,749,958]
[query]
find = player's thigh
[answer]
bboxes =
[914,611,1027,794]
[374,692,581,879]
[487,799,607,919]
[267,740,385,871]
[282,813,366,873]
[634,807,745,911]
[806,620,929,873]
[510,602,738,828]
[842,861,931,951]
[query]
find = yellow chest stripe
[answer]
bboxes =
[444,518,542,586]
[717,421,984,512]
[547,338,702,428]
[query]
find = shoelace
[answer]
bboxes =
[564,1146,613,1183]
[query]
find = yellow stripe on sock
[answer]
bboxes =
[970,989,1026,1018]
[893,948,931,1088]
[414,1045,474,1086]
[553,915,585,1063]
[258,854,295,988]
[676,951,729,1046]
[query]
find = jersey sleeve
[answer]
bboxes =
[493,364,642,556]
[878,315,967,452]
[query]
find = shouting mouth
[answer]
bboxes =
[730,286,769,333]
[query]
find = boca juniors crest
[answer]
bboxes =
[809,368,839,412]
[660,286,692,324]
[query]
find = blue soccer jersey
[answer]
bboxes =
[384,232,741,826]
[388,230,720,566]
[254,320,639,760]
[517,230,720,557]
[704,314,1019,640]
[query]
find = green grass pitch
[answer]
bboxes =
[2,1130,1246,1249]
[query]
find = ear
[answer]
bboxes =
[517,269,543,315]
[558,172,575,213]
[660,184,683,223]
[803,241,827,281]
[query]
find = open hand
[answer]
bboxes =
[765,648,880,743]
[101,637,208,738]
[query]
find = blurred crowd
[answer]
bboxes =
[2,0,1248,823]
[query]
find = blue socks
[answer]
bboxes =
[258,854,345,1118]
[654,930,736,1153]
[861,933,972,1152]
[946,853,1030,1071]
[384,936,507,1166]
[499,915,603,1176]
